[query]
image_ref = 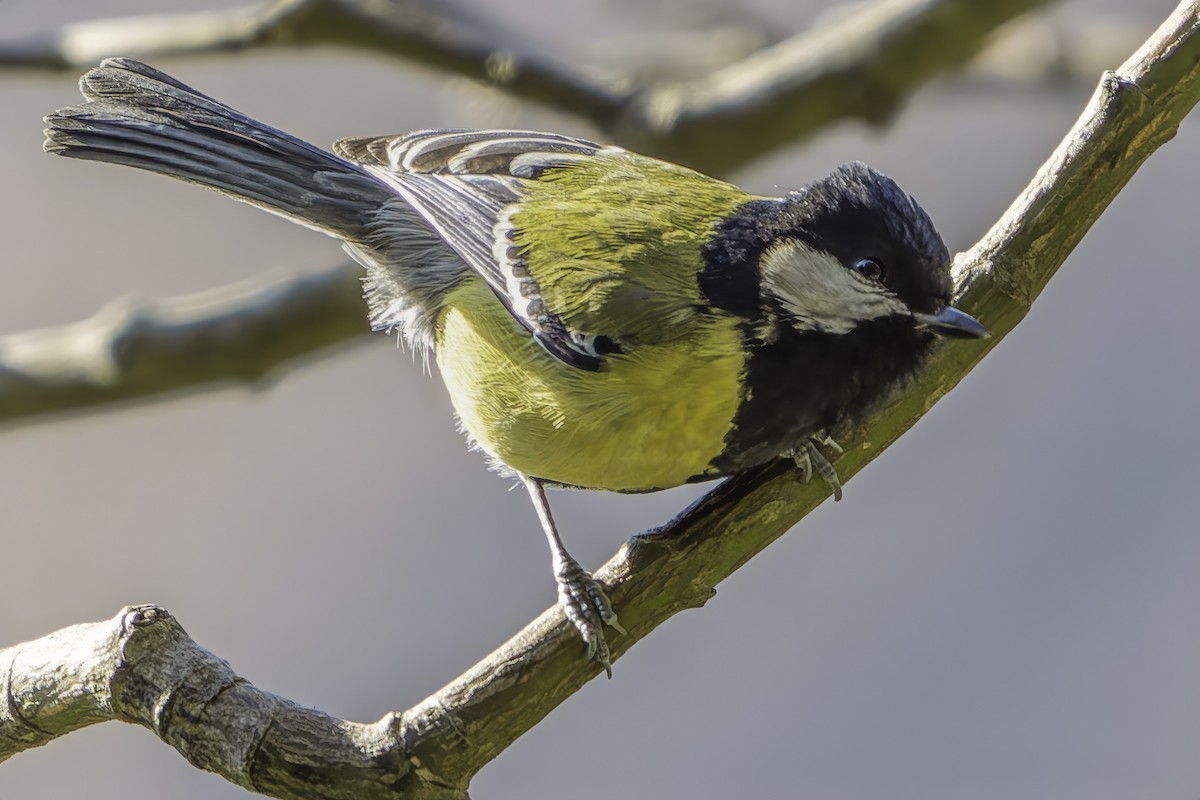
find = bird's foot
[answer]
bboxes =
[554,556,626,678]
[790,434,844,501]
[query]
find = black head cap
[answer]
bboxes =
[701,163,954,321]
[785,162,951,314]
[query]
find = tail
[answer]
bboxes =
[43,58,393,241]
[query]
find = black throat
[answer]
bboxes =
[707,318,935,476]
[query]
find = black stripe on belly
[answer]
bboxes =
[707,317,935,476]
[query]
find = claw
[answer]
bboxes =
[789,434,844,501]
[555,556,623,677]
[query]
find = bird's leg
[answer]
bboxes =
[520,474,626,677]
[788,434,844,501]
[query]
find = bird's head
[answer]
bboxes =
[767,162,986,339]
[702,162,986,342]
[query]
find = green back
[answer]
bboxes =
[509,151,753,344]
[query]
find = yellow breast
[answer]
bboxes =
[435,279,745,491]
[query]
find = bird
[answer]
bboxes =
[44,58,987,675]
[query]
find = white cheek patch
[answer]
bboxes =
[760,243,907,334]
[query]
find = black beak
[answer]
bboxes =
[914,306,989,339]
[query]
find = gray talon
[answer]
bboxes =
[555,557,622,677]
[789,434,844,501]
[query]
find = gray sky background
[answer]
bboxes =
[2,1,1198,799]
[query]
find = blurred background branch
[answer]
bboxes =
[2,0,1059,170]
[0,265,368,426]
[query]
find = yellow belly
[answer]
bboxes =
[434,279,745,491]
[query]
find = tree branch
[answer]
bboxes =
[0,0,1052,170]
[3,2,1198,795]
[0,264,370,426]
[0,607,452,799]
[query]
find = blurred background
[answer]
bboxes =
[2,0,1198,798]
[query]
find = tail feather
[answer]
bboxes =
[44,58,392,240]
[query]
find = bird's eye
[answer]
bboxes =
[853,257,886,282]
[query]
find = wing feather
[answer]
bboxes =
[336,129,612,370]
[335,129,602,173]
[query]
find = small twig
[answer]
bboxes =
[3,3,1198,796]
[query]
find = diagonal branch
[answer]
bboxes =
[3,2,1198,796]
[0,0,1053,170]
